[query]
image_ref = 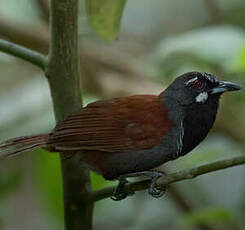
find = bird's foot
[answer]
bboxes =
[111,178,135,201]
[110,170,166,201]
[147,171,166,198]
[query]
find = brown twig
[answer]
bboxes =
[90,155,245,202]
[0,18,49,53]
[0,39,46,69]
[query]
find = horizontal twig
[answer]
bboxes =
[0,39,46,69]
[0,18,49,53]
[90,154,245,202]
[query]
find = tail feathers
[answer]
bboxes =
[0,133,50,157]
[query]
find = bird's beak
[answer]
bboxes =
[210,81,241,94]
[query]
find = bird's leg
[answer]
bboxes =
[111,177,135,201]
[111,170,166,201]
[145,170,167,198]
[124,170,166,198]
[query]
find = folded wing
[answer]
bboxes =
[50,95,172,153]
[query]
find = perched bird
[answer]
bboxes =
[0,72,241,200]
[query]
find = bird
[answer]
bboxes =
[0,72,241,200]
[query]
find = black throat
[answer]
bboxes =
[180,96,220,156]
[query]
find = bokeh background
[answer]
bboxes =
[0,0,245,229]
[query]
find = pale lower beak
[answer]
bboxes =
[210,81,241,94]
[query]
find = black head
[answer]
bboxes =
[162,72,241,157]
[164,72,241,105]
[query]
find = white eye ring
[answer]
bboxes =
[185,77,198,85]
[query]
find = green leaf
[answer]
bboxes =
[86,0,127,41]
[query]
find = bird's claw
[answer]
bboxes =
[148,184,166,198]
[111,178,135,201]
[111,190,135,201]
[148,171,167,198]
[110,170,166,200]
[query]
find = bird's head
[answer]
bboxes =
[164,72,241,105]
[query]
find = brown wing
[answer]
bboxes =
[50,95,172,152]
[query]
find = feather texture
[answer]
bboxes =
[49,95,172,153]
[0,134,49,157]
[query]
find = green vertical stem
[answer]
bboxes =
[46,0,93,229]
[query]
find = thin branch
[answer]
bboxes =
[0,17,49,53]
[0,39,46,69]
[90,155,245,202]
[0,18,156,97]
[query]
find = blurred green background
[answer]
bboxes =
[0,0,245,230]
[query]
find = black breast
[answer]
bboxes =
[180,98,219,156]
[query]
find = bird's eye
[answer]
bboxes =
[190,80,205,90]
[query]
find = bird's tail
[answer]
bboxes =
[0,133,50,158]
